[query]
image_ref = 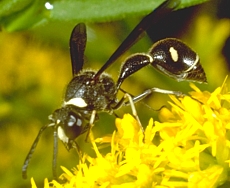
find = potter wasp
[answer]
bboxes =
[22,0,206,179]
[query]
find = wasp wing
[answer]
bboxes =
[93,0,180,80]
[70,23,87,76]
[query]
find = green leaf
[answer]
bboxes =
[0,0,49,31]
[0,0,209,31]
[0,0,32,17]
[51,0,209,22]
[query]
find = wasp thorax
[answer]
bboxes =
[64,71,117,111]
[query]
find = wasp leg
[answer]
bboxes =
[126,87,185,105]
[112,93,144,134]
[84,110,97,143]
[53,125,58,180]
[86,110,102,157]
[22,123,52,179]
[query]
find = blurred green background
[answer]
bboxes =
[0,0,230,187]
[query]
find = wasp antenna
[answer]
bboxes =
[93,0,180,80]
[52,126,58,179]
[22,124,50,179]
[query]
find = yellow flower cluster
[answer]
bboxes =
[32,80,230,188]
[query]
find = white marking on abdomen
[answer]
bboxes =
[169,47,179,62]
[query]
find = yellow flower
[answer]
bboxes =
[34,80,230,187]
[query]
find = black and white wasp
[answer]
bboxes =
[22,0,207,179]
